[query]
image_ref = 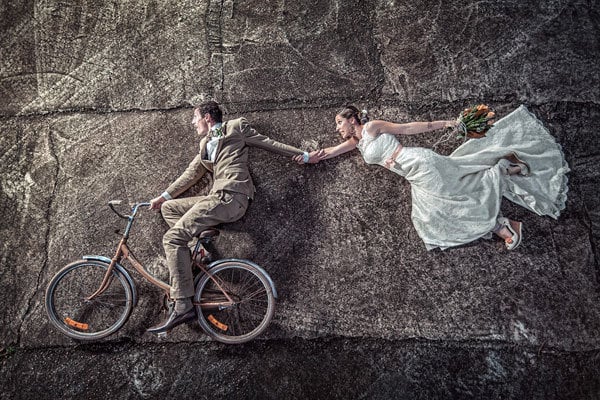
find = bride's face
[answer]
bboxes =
[336,115,356,140]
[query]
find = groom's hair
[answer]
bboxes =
[197,100,223,123]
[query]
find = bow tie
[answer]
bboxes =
[209,127,224,138]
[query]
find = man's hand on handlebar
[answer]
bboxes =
[149,196,166,211]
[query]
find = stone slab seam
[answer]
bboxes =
[3,99,599,122]
[15,128,60,347]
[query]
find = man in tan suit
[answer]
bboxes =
[147,100,315,333]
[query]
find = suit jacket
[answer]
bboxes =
[165,117,304,200]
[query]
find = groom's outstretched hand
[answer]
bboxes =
[294,149,326,164]
[149,195,166,211]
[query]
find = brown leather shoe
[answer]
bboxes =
[146,308,196,334]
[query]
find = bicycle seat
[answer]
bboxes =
[197,229,220,239]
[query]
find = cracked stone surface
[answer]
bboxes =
[1,0,600,398]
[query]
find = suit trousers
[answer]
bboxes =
[161,190,249,299]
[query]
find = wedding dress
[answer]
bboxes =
[356,105,569,250]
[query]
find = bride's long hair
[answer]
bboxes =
[337,105,369,125]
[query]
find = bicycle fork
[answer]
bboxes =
[85,237,127,301]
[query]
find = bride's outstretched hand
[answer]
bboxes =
[294,149,326,164]
[308,149,326,163]
[445,120,459,129]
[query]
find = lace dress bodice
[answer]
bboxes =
[357,132,399,166]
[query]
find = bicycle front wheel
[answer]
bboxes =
[45,260,134,341]
[194,261,275,344]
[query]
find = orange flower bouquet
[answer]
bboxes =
[455,104,495,139]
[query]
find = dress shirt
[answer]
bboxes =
[206,123,223,162]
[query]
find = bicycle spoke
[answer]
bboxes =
[239,286,267,301]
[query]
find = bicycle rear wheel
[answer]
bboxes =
[194,261,275,344]
[45,260,134,341]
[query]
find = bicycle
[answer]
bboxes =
[45,200,277,344]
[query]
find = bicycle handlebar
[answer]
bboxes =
[108,200,151,219]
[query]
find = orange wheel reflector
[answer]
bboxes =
[64,317,89,331]
[207,314,228,331]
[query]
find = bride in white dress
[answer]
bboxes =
[296,105,569,251]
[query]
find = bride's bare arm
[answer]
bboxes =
[364,120,457,137]
[318,138,359,160]
[293,138,358,164]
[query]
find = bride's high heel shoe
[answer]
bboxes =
[502,152,530,176]
[497,217,523,250]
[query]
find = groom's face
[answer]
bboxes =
[192,109,209,137]
[336,115,355,140]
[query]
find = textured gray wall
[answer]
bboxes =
[1,0,599,398]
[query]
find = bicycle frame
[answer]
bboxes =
[86,202,235,308]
